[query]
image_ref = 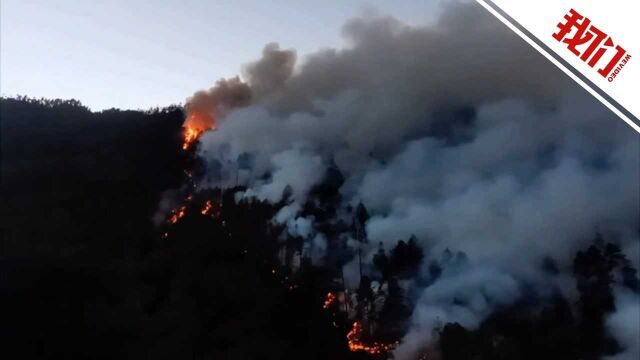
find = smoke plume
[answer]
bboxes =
[184,77,251,131]
[186,2,639,358]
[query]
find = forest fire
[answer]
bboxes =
[346,322,398,355]
[201,200,214,215]
[319,291,397,355]
[182,126,203,150]
[181,111,216,150]
[168,205,186,224]
[323,292,337,309]
[200,199,223,218]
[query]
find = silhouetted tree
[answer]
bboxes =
[389,235,423,278]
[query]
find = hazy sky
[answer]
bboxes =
[1,0,441,110]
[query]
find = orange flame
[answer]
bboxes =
[168,205,187,224]
[182,126,203,150]
[182,111,216,151]
[200,199,223,218]
[347,321,398,355]
[323,292,337,309]
[201,200,213,215]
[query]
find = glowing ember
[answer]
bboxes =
[346,321,398,355]
[201,200,214,215]
[168,205,187,224]
[323,292,337,309]
[200,199,223,218]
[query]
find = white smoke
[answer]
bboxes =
[396,264,521,359]
[605,288,640,360]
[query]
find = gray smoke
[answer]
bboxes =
[191,2,639,358]
[606,288,640,360]
[186,77,252,115]
[243,43,296,100]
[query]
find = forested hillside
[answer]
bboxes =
[0,97,354,359]
[1,97,638,360]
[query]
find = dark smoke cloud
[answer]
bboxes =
[182,77,251,136]
[243,43,296,99]
[190,2,639,358]
[183,43,295,129]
